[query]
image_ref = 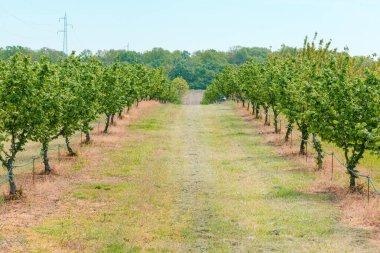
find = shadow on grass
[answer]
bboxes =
[222,131,249,137]
[129,118,162,131]
[267,186,335,202]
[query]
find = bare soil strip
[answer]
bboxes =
[182,90,204,105]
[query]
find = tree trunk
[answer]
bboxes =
[255,105,260,119]
[285,123,293,142]
[85,130,91,144]
[264,106,270,126]
[118,110,123,119]
[273,109,280,133]
[127,106,131,114]
[103,114,110,133]
[345,145,366,191]
[299,129,309,155]
[312,133,323,170]
[252,103,255,115]
[42,141,52,174]
[110,114,115,125]
[83,121,91,144]
[65,136,76,156]
[6,160,16,195]
[247,102,250,111]
[349,170,356,190]
[346,160,360,191]
[136,100,139,108]
[242,100,245,107]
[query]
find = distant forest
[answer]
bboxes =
[0,46,270,89]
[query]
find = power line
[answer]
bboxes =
[0,4,55,33]
[57,12,73,56]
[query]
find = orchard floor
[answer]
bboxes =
[1,91,378,252]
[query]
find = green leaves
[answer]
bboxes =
[172,77,189,101]
[0,54,35,156]
[203,35,380,188]
[0,53,181,193]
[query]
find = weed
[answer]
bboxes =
[269,186,303,199]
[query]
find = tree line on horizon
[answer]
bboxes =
[0,45,270,89]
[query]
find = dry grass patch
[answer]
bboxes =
[0,101,160,252]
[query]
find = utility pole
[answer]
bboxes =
[57,12,73,56]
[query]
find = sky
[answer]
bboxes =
[0,0,379,56]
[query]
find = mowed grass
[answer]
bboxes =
[202,106,375,252]
[27,105,185,252]
[23,102,377,252]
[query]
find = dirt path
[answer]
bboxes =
[173,105,219,251]
[183,90,204,105]
[1,92,378,252]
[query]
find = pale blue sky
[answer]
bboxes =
[0,0,379,56]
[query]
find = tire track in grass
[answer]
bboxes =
[171,103,251,252]
[175,104,217,251]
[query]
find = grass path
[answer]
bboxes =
[12,99,378,252]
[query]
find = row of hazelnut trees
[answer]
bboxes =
[202,36,380,190]
[0,53,188,195]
